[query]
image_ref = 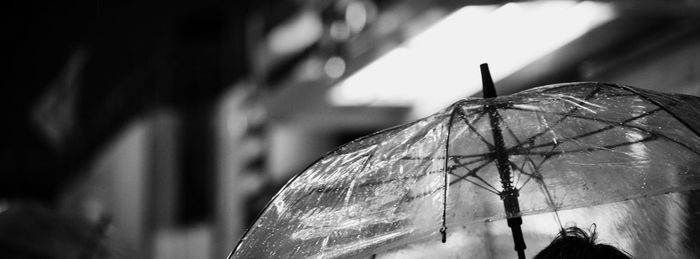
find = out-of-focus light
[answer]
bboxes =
[329,1,616,118]
[268,10,323,56]
[324,56,346,79]
[330,21,352,41]
[346,1,368,33]
[296,56,325,81]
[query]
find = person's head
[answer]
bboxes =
[534,226,633,259]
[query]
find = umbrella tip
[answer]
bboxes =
[440,227,447,243]
[481,63,497,98]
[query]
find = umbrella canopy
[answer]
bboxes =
[230,77,700,258]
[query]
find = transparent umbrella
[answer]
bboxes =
[229,65,700,259]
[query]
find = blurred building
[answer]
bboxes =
[3,0,700,258]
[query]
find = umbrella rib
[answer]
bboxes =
[405,174,499,203]
[489,103,559,192]
[513,106,700,157]
[456,107,495,149]
[502,120,524,146]
[451,175,501,195]
[514,158,526,187]
[531,166,565,230]
[507,107,662,150]
[509,160,537,189]
[441,102,460,242]
[450,155,491,165]
[508,158,563,228]
[507,86,603,153]
[509,155,549,189]
[399,160,501,203]
[518,154,551,189]
[452,170,500,194]
[450,156,500,194]
[500,114,541,188]
[607,83,700,139]
[450,153,497,159]
[519,135,656,156]
[297,142,497,205]
[508,106,660,131]
[465,176,500,195]
[400,174,499,203]
[537,110,566,167]
[352,160,487,190]
[508,158,535,188]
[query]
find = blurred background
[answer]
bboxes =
[3,0,700,258]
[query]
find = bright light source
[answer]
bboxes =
[328,1,616,118]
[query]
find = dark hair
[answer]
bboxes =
[534,226,633,259]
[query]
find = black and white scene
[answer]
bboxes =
[4,0,700,258]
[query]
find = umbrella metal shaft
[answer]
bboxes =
[481,63,527,259]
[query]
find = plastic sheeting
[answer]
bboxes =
[230,82,700,258]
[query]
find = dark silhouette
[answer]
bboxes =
[534,226,633,259]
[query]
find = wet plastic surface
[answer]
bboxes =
[230,82,700,258]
